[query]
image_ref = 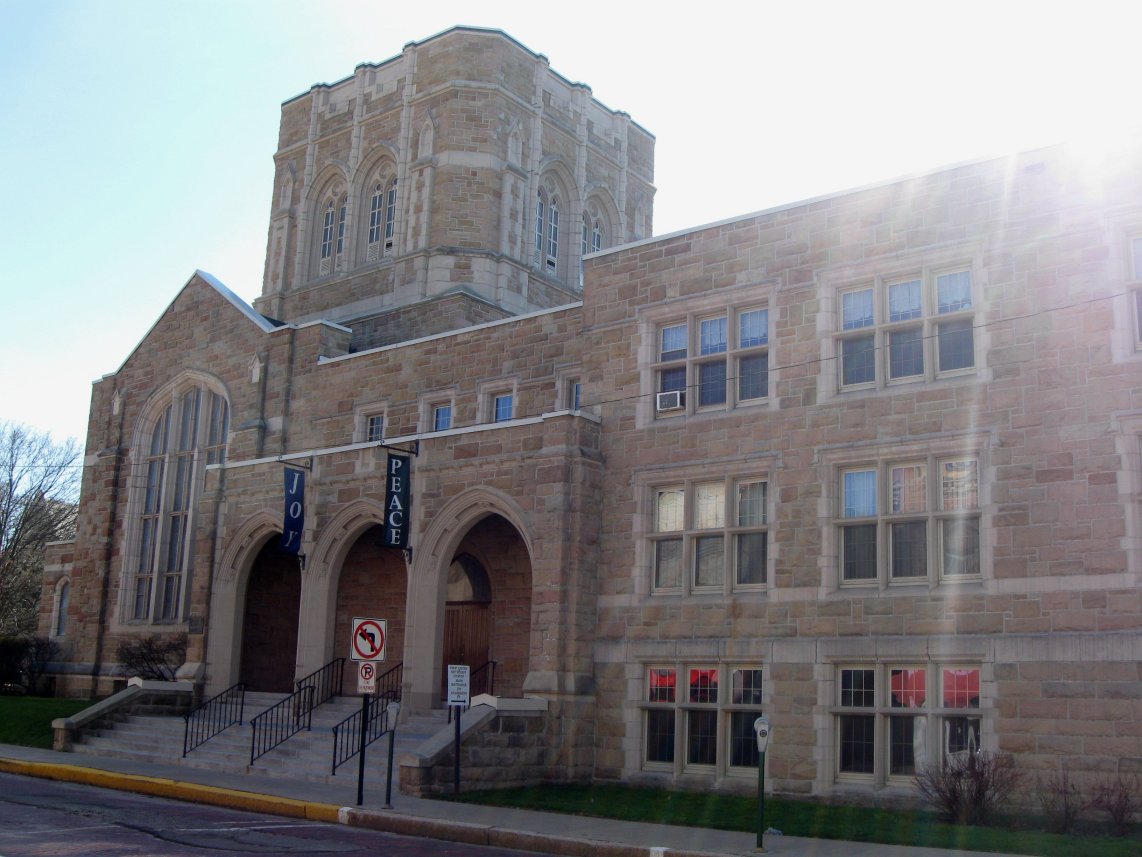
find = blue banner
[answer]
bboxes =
[383,454,410,549]
[281,466,305,554]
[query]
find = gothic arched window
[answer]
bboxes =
[127,382,228,623]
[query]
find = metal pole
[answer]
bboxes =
[384,714,396,809]
[356,693,369,806]
[756,748,766,852]
[453,704,461,794]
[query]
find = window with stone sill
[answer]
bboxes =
[835,664,981,785]
[432,403,452,432]
[654,306,769,417]
[839,457,980,587]
[365,414,384,443]
[643,665,765,773]
[493,393,514,423]
[836,268,975,390]
[651,476,768,594]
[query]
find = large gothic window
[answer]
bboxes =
[366,175,398,262]
[317,189,348,276]
[127,382,228,623]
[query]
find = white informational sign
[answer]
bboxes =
[351,617,387,662]
[358,661,376,695]
[447,664,470,706]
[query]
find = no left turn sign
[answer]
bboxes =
[351,617,387,661]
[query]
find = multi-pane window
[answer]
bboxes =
[130,385,228,623]
[643,665,764,773]
[366,414,384,443]
[650,476,768,593]
[318,194,348,275]
[836,664,981,783]
[836,269,975,389]
[493,394,513,423]
[654,307,769,415]
[839,457,980,586]
[432,404,452,432]
[366,178,397,261]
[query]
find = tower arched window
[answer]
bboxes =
[368,183,384,246]
[366,176,397,261]
[318,192,347,276]
[534,193,545,264]
[547,196,559,270]
[128,383,228,623]
[592,219,603,253]
[384,178,398,250]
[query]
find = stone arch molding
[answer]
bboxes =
[414,486,534,587]
[310,497,389,579]
[216,509,282,587]
[128,369,231,464]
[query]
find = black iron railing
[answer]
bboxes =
[331,695,397,775]
[249,684,313,764]
[448,660,496,722]
[376,661,403,702]
[330,663,402,774]
[183,682,245,757]
[296,657,344,708]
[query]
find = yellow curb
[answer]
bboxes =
[0,757,341,823]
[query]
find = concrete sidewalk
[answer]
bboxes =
[0,743,997,857]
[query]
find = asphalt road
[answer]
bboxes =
[0,772,543,857]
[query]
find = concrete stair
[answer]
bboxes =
[71,692,449,786]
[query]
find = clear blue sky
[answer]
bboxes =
[2,0,1134,447]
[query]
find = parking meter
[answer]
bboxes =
[753,715,771,753]
[753,715,771,851]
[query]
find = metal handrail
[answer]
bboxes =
[448,660,496,722]
[331,696,397,774]
[330,663,402,774]
[183,682,245,757]
[250,684,314,764]
[296,657,344,708]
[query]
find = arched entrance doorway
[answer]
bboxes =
[442,554,492,697]
[333,525,407,692]
[441,514,531,700]
[239,539,301,692]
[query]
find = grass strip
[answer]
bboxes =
[444,782,1141,857]
[0,696,89,748]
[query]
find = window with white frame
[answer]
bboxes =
[650,476,769,593]
[365,414,384,443]
[839,456,980,586]
[433,403,452,432]
[643,665,765,773]
[835,663,981,783]
[836,268,975,389]
[128,384,228,623]
[653,307,769,416]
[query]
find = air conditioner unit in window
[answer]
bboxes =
[656,390,685,412]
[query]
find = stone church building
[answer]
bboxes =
[41,26,1142,799]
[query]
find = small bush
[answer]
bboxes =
[22,636,58,695]
[1036,770,1087,834]
[1092,774,1142,837]
[915,751,1022,826]
[116,634,187,681]
[0,636,30,687]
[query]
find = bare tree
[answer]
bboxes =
[0,423,80,636]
